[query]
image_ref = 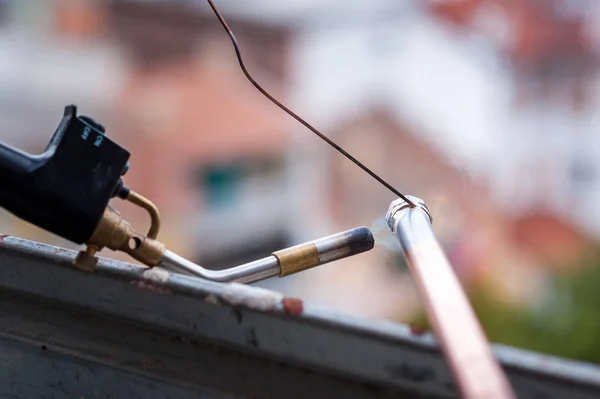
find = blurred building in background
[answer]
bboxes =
[109,1,295,268]
[429,0,600,234]
[2,0,600,358]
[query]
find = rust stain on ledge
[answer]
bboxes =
[131,268,173,295]
[131,280,173,295]
[282,297,304,316]
[409,324,428,336]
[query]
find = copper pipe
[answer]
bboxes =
[387,196,515,399]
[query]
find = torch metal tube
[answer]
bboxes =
[159,226,374,284]
[159,251,281,284]
[387,197,515,399]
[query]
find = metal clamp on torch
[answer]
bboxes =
[0,105,374,284]
[386,196,515,399]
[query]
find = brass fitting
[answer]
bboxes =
[125,190,161,239]
[73,246,99,273]
[273,243,320,277]
[73,191,165,272]
[272,227,374,277]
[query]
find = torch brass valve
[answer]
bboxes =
[74,191,165,272]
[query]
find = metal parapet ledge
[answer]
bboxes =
[0,235,600,398]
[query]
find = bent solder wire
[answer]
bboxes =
[205,0,415,208]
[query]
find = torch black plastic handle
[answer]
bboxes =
[0,105,130,244]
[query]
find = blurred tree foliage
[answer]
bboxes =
[412,248,600,363]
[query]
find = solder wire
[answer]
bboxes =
[206,0,415,208]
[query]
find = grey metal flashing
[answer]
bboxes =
[0,235,599,398]
[0,291,407,399]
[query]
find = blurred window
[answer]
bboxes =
[0,0,9,24]
[569,157,596,194]
[200,163,245,209]
[194,157,284,209]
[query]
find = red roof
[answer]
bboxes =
[428,0,484,26]
[120,59,289,164]
[511,213,593,271]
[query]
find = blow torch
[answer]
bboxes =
[0,105,374,283]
